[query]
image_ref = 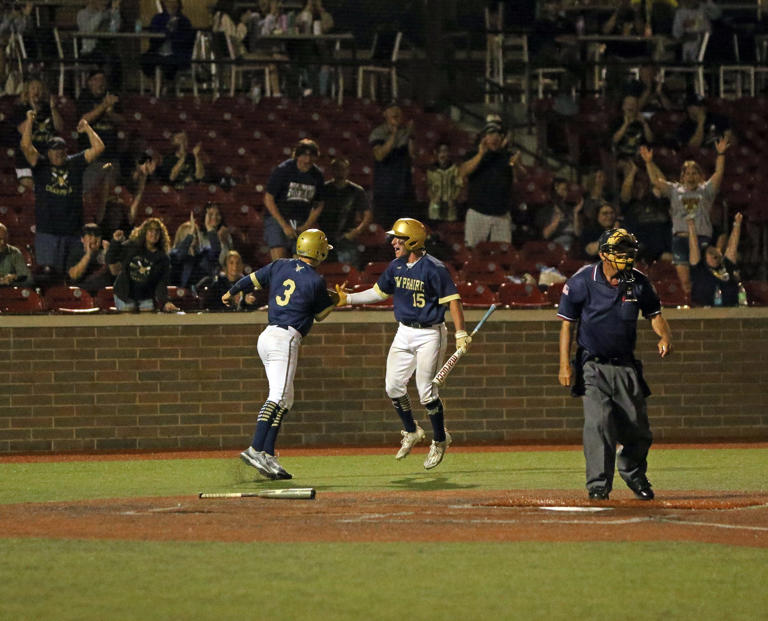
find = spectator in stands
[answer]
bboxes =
[610,95,653,163]
[317,156,372,267]
[203,249,257,310]
[66,222,113,294]
[124,151,157,194]
[11,77,63,190]
[458,119,519,248]
[159,131,205,190]
[106,217,178,312]
[293,0,335,97]
[538,177,584,253]
[632,65,673,114]
[0,222,32,286]
[369,101,416,225]
[675,92,733,150]
[672,0,711,62]
[76,0,122,90]
[601,0,650,68]
[688,211,742,306]
[427,142,462,222]
[200,202,233,272]
[580,203,619,258]
[253,0,288,97]
[263,138,325,260]
[76,69,122,194]
[21,113,105,276]
[140,0,196,86]
[640,138,728,294]
[582,169,612,223]
[169,216,209,289]
[0,2,32,91]
[620,159,672,263]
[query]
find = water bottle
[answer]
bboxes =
[713,286,722,307]
[134,19,142,33]
[738,284,748,307]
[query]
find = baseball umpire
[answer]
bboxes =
[557,228,672,501]
[335,218,469,470]
[222,229,338,480]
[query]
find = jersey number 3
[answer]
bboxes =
[275,279,296,306]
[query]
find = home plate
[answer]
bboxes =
[539,506,613,512]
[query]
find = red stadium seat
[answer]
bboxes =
[42,285,99,313]
[546,281,566,307]
[316,262,361,287]
[520,240,567,265]
[457,281,499,308]
[648,260,678,282]
[361,261,390,284]
[0,286,44,313]
[653,279,689,307]
[498,281,550,309]
[166,286,200,312]
[93,287,116,311]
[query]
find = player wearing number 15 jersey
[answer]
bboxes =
[222,229,337,480]
[335,218,469,470]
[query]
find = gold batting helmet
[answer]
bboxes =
[386,218,427,252]
[296,229,332,264]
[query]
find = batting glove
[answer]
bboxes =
[334,283,349,307]
[455,330,471,352]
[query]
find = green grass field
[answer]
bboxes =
[1,447,767,620]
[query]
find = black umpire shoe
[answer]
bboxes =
[626,477,654,500]
[588,486,610,500]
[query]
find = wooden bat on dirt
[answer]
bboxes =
[199,488,316,500]
[432,304,496,387]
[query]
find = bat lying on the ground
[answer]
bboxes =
[199,488,316,500]
[432,304,496,387]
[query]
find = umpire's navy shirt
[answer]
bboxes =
[557,262,661,358]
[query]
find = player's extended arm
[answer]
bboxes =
[222,273,259,306]
[558,320,574,387]
[650,313,672,358]
[448,298,469,351]
[335,284,389,306]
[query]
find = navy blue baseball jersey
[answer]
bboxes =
[557,263,661,358]
[375,254,460,325]
[230,258,334,336]
[265,159,325,223]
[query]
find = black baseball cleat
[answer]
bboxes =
[588,486,610,500]
[626,477,654,500]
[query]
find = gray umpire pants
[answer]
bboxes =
[582,360,653,492]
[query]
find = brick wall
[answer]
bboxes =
[2,308,768,453]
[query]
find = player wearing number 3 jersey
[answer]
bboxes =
[336,218,468,470]
[222,229,337,480]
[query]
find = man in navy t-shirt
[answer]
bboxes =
[21,110,105,275]
[263,139,325,261]
[557,228,672,502]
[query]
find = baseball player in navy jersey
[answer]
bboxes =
[222,229,337,480]
[557,228,672,501]
[335,218,469,470]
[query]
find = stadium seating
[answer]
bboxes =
[0,286,44,313]
[42,285,99,313]
[497,281,549,308]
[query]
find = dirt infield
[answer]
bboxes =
[2,489,767,547]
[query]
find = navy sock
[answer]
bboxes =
[251,401,279,451]
[426,398,446,442]
[391,395,417,433]
[263,406,288,455]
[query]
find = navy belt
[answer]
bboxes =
[275,325,291,331]
[401,321,440,329]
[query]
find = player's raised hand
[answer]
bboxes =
[221,291,233,307]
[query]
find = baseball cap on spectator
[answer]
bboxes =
[383,99,400,111]
[47,137,67,150]
[82,223,102,236]
[481,121,503,136]
[88,69,106,80]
